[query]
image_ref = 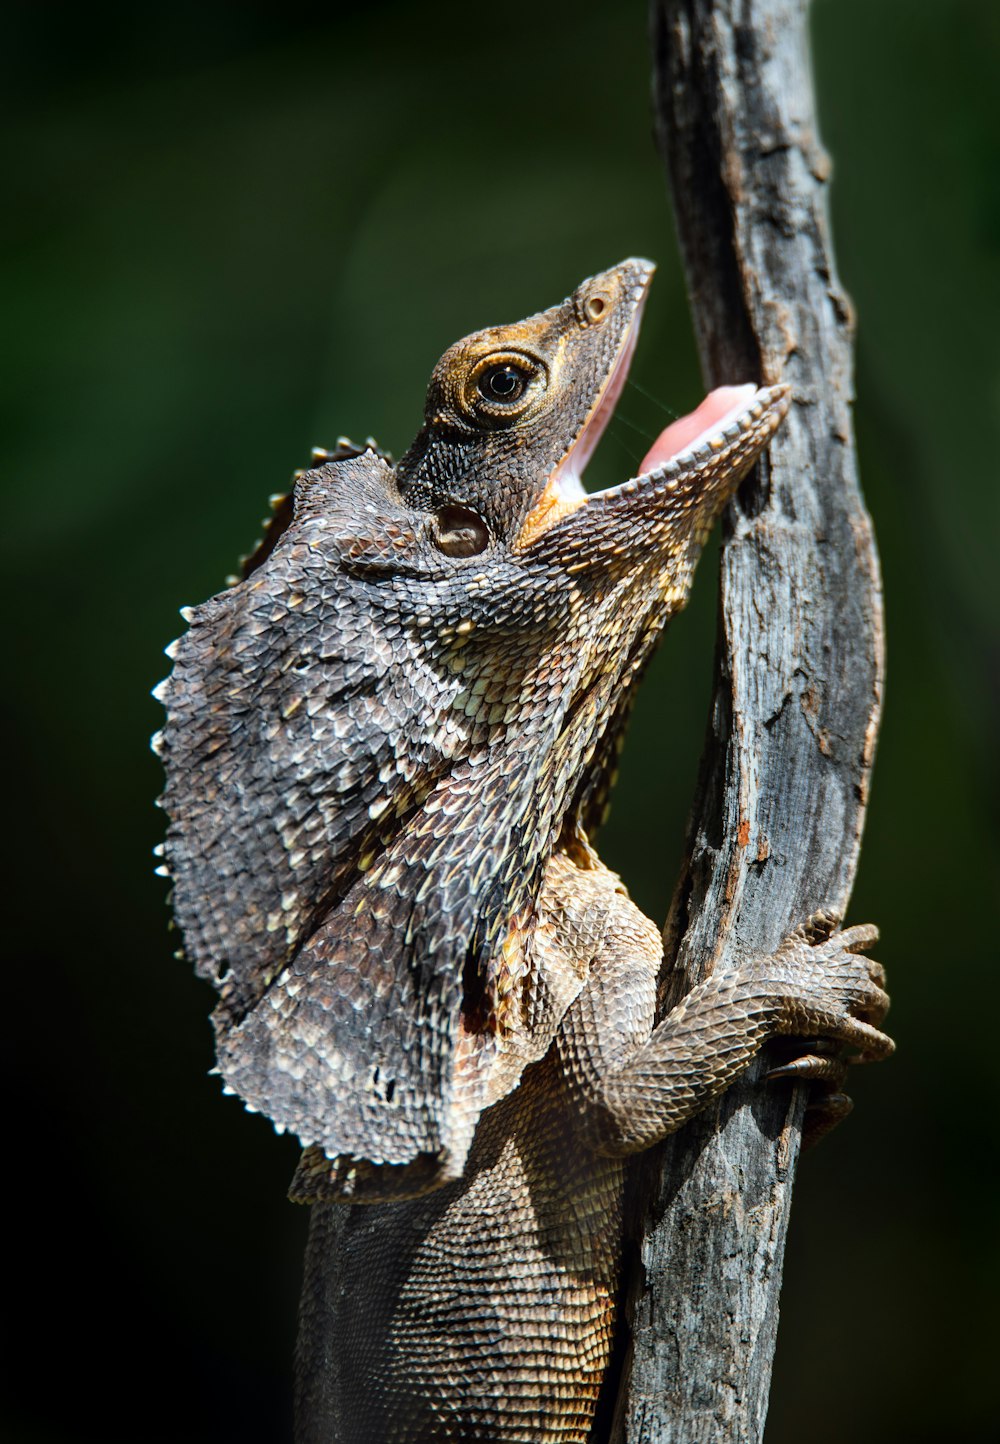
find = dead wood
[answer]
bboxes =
[609,3,884,1439]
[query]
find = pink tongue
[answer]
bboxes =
[638,383,758,473]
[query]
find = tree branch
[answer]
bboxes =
[610,2,884,1439]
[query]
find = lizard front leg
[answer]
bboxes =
[556,896,892,1157]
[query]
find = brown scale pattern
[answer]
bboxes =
[157,262,893,1441]
[294,855,889,1442]
[295,858,631,1443]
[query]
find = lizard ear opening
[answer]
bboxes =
[432,505,490,558]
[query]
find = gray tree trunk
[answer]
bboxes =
[609,2,883,1440]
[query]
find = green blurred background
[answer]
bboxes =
[3,1,997,1439]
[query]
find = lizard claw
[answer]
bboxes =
[767,1050,848,1084]
[767,1037,865,1146]
[767,1041,865,1146]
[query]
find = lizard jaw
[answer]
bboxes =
[548,295,646,503]
[521,381,790,557]
[588,381,791,503]
[521,282,789,545]
[634,383,761,477]
[515,271,651,547]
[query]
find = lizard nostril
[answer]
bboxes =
[585,294,608,322]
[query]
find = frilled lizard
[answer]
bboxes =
[155,260,892,1443]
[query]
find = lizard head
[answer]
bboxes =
[394,259,652,544]
[156,261,788,1175]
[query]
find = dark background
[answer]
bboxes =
[4,2,997,1440]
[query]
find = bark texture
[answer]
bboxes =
[610,2,883,1440]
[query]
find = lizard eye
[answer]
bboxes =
[463,351,545,425]
[432,505,490,558]
[478,363,529,404]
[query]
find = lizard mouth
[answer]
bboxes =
[628,383,769,478]
[517,290,789,547]
[585,381,790,512]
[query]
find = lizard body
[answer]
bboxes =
[155,261,892,1441]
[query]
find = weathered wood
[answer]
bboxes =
[610,2,884,1439]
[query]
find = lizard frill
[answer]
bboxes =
[155,260,788,1185]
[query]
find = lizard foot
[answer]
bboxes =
[760,916,892,1143]
[768,916,893,1064]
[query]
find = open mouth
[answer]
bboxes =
[545,307,646,506]
[520,298,788,546]
[630,382,764,477]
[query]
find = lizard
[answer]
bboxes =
[154,259,892,1443]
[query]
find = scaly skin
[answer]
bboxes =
[155,261,892,1442]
